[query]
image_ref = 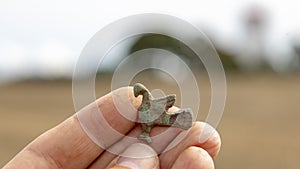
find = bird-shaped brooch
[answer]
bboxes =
[133,83,193,143]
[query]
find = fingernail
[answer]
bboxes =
[114,143,159,169]
[199,122,217,143]
[116,161,139,169]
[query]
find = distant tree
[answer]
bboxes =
[130,34,238,72]
[238,5,270,70]
[130,34,204,70]
[291,40,300,71]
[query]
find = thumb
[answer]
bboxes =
[109,143,159,169]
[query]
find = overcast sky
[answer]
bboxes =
[0,0,299,82]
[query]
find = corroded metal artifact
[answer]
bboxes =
[133,83,193,143]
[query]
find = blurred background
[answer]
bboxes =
[1,0,300,168]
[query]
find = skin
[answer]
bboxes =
[3,87,221,169]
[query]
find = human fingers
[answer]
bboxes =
[88,125,182,169]
[88,107,182,169]
[171,146,214,169]
[3,87,141,169]
[107,143,159,169]
[159,122,221,169]
[90,122,220,169]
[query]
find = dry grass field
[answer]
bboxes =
[0,73,300,168]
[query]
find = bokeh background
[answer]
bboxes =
[1,0,300,168]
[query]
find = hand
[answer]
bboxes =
[3,87,221,169]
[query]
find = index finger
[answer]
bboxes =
[3,87,141,169]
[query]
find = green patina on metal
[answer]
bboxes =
[133,83,193,143]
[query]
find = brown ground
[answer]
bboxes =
[0,73,300,168]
